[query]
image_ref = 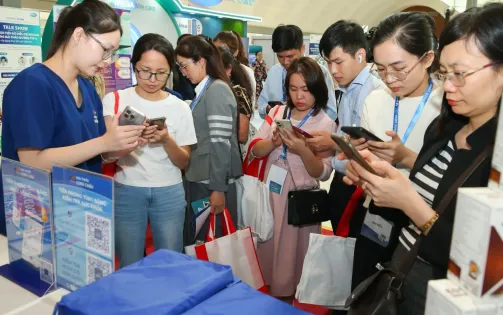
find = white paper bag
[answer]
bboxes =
[296,233,356,309]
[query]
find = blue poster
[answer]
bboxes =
[0,158,55,296]
[52,166,114,292]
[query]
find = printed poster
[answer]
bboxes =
[0,158,55,296]
[0,7,41,108]
[52,165,114,291]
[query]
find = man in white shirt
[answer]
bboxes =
[257,25,338,120]
[306,21,384,239]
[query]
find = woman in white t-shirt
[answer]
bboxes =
[347,12,444,291]
[103,34,197,268]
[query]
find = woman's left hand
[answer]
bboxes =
[349,158,417,210]
[148,125,170,144]
[367,131,406,164]
[141,124,158,140]
[279,128,310,156]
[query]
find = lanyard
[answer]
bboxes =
[190,77,213,111]
[393,78,433,144]
[281,69,286,102]
[279,108,314,159]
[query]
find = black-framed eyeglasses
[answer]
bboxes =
[87,33,119,62]
[434,61,503,87]
[135,68,171,82]
[371,53,428,81]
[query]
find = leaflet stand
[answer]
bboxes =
[51,165,115,292]
[0,158,56,297]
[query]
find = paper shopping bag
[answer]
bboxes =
[185,209,267,293]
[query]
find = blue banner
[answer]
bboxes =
[0,158,55,296]
[52,166,114,292]
[0,22,41,46]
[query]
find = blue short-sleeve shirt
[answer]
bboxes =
[1,63,107,173]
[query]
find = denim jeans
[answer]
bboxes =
[114,182,186,268]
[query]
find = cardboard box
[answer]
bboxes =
[489,95,503,189]
[425,279,503,315]
[448,188,503,303]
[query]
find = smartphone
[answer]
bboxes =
[268,101,283,107]
[119,106,146,126]
[275,119,293,131]
[148,117,166,130]
[330,133,377,175]
[341,126,384,142]
[292,125,314,138]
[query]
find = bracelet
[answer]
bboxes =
[101,154,118,164]
[420,212,439,234]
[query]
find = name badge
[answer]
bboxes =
[361,212,394,247]
[266,164,288,195]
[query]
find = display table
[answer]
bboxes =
[0,235,69,315]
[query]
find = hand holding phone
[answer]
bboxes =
[275,119,293,132]
[331,133,377,175]
[148,117,166,130]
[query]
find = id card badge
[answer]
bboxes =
[361,212,394,247]
[191,197,210,215]
[266,164,288,195]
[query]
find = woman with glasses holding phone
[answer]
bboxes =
[2,0,143,172]
[102,34,197,267]
[344,12,444,292]
[343,4,503,313]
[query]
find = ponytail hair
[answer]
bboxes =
[48,0,121,59]
[175,35,229,85]
[213,31,248,66]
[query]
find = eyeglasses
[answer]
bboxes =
[87,33,119,62]
[176,60,194,72]
[371,53,427,81]
[434,61,503,87]
[135,68,171,81]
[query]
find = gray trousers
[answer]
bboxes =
[182,178,238,247]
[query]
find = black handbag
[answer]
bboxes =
[283,157,330,226]
[345,148,490,315]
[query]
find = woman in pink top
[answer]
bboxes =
[251,57,336,299]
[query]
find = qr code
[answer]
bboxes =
[39,258,54,284]
[86,253,112,284]
[85,212,111,257]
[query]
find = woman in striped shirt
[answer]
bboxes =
[342,3,503,314]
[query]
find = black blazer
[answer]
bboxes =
[371,116,496,275]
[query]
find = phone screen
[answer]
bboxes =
[331,134,377,175]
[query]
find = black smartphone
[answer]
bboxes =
[268,101,283,107]
[331,134,377,175]
[341,126,384,142]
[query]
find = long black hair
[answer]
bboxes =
[48,0,122,59]
[371,12,439,73]
[214,31,248,66]
[218,46,253,100]
[437,3,503,135]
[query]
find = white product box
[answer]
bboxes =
[425,279,503,315]
[489,95,503,189]
[448,188,503,303]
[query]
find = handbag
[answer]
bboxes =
[344,147,491,315]
[283,157,330,226]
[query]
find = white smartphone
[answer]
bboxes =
[275,119,293,131]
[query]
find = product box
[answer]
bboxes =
[425,279,503,315]
[448,188,503,303]
[489,95,503,189]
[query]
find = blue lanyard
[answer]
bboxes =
[393,78,433,144]
[279,108,314,159]
[190,77,212,111]
[281,69,286,102]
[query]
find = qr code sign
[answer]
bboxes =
[86,253,111,284]
[39,258,54,284]
[85,212,111,257]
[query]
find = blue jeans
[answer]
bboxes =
[114,182,186,268]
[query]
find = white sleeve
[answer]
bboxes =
[102,92,116,117]
[175,102,198,146]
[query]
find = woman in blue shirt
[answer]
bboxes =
[1,0,144,173]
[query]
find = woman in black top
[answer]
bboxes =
[342,3,503,314]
